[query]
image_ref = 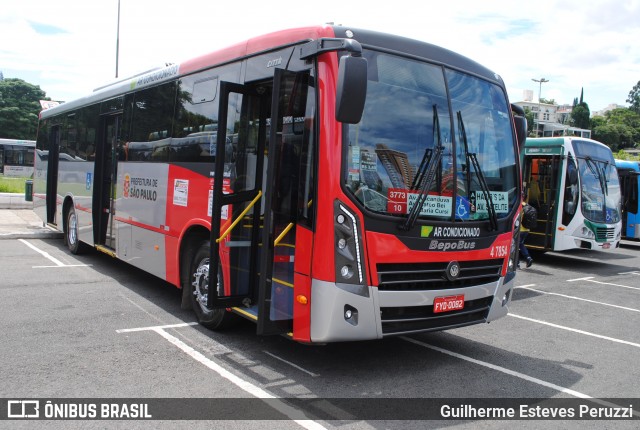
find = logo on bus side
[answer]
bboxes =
[123,173,158,201]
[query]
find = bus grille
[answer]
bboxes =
[376,259,503,291]
[595,227,615,241]
[380,297,493,336]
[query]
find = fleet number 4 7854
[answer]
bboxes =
[490,245,508,258]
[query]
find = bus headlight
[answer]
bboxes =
[507,213,520,274]
[334,201,365,285]
[575,225,595,239]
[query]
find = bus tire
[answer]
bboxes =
[188,240,237,330]
[65,206,86,255]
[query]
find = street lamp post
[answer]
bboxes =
[532,78,549,136]
[116,0,121,78]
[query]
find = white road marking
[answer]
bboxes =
[402,336,589,397]
[118,324,326,430]
[401,336,640,416]
[263,351,320,377]
[583,279,640,291]
[567,277,594,282]
[19,239,90,267]
[116,322,198,333]
[515,286,640,313]
[509,314,640,349]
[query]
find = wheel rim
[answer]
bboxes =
[192,257,222,313]
[68,211,78,246]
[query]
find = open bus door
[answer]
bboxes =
[46,125,61,225]
[618,168,640,237]
[207,69,309,337]
[94,114,121,251]
[523,154,561,250]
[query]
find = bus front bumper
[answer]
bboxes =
[309,273,514,343]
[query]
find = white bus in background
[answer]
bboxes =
[522,137,622,252]
[0,138,35,177]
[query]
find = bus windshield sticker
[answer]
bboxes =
[471,191,509,214]
[387,189,452,217]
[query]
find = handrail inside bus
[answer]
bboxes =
[274,222,295,247]
[216,191,262,244]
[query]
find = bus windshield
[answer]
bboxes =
[344,50,518,223]
[574,141,621,224]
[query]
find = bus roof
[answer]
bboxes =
[525,137,608,148]
[0,138,36,147]
[40,24,505,120]
[615,159,640,171]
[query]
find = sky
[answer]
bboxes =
[1,0,639,112]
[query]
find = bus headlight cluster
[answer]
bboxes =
[575,225,595,239]
[334,201,365,285]
[507,213,520,274]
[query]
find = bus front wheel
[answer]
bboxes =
[188,241,237,330]
[64,206,86,255]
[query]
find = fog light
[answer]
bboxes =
[345,309,353,319]
[502,289,512,306]
[340,265,353,279]
[336,214,346,224]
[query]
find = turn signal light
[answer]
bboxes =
[296,295,308,305]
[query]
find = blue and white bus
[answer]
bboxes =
[615,159,640,240]
[522,137,622,252]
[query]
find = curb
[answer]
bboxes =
[0,231,64,240]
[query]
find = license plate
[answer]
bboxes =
[602,242,611,249]
[433,295,465,313]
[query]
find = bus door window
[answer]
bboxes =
[96,114,121,248]
[562,155,579,225]
[266,71,312,325]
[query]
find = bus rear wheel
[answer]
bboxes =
[65,206,86,255]
[188,241,237,330]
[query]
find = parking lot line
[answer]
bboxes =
[401,336,640,417]
[263,351,320,378]
[117,324,326,430]
[401,336,590,397]
[515,286,640,313]
[19,238,90,268]
[509,314,640,349]
[583,279,640,291]
[116,322,198,333]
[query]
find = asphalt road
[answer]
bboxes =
[1,236,639,429]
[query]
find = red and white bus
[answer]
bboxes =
[34,25,526,343]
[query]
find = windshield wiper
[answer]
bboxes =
[458,111,498,231]
[400,105,443,231]
[585,157,608,196]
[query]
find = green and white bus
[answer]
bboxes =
[522,137,622,252]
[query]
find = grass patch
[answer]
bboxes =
[0,176,30,193]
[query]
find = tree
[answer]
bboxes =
[539,97,556,105]
[592,123,634,151]
[591,107,640,150]
[627,80,640,113]
[523,107,535,136]
[570,103,591,129]
[0,78,49,139]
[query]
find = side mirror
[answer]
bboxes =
[568,168,578,186]
[336,55,367,124]
[511,104,527,150]
[565,201,576,215]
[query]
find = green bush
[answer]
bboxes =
[0,177,29,193]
